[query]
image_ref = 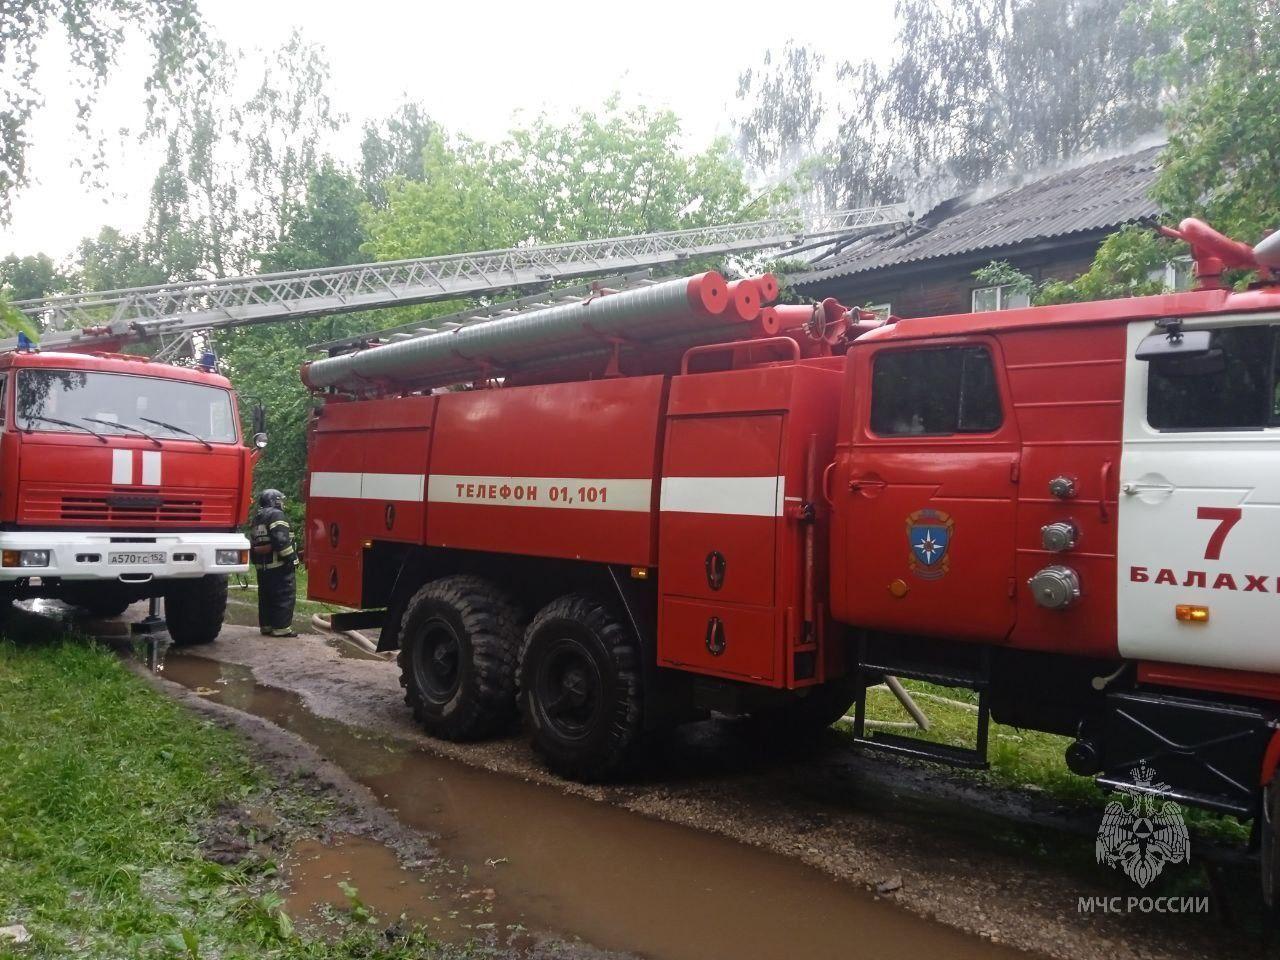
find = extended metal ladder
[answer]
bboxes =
[3,204,911,354]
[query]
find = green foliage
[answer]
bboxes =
[0,1,207,221]
[0,252,69,302]
[971,260,1036,298]
[1140,0,1280,243]
[259,164,367,273]
[971,228,1182,307]
[0,254,61,335]
[76,226,170,292]
[361,137,531,262]
[359,102,440,208]
[364,100,752,262]
[221,164,371,503]
[1036,226,1178,303]
[0,640,473,958]
[0,289,36,338]
[502,99,751,241]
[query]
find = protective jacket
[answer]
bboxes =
[251,505,297,569]
[252,504,297,636]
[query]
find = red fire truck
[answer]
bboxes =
[0,346,256,642]
[302,220,1280,896]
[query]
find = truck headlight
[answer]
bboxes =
[3,550,50,568]
[216,549,248,566]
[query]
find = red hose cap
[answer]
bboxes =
[752,273,779,304]
[724,279,762,322]
[685,271,728,316]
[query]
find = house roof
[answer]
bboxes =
[793,144,1164,288]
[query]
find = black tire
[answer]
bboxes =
[397,575,521,741]
[68,585,133,618]
[164,575,229,647]
[518,594,642,782]
[748,675,860,739]
[1262,772,1280,912]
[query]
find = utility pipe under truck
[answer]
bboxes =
[300,221,1280,905]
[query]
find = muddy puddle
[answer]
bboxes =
[164,653,1034,960]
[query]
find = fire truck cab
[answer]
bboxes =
[0,348,255,642]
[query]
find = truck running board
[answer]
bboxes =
[849,641,991,770]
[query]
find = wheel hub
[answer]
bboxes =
[537,639,604,738]
[415,619,462,706]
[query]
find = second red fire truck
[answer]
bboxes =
[300,219,1280,897]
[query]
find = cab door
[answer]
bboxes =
[1118,316,1280,673]
[834,338,1021,642]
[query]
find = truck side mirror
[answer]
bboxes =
[250,401,268,448]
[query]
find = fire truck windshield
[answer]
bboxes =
[15,369,237,444]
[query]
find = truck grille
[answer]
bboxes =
[18,486,240,527]
[61,495,204,524]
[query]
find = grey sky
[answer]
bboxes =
[1,0,897,260]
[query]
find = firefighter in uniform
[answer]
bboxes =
[251,489,299,637]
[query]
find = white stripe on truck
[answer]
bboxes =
[308,471,787,518]
[426,475,652,512]
[659,476,785,518]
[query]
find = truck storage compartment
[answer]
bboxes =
[657,362,843,689]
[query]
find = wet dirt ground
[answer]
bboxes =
[26,594,1271,960]
[163,652,1029,960]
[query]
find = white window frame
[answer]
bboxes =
[866,302,892,321]
[971,284,1031,312]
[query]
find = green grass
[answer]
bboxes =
[0,640,468,959]
[854,679,1251,844]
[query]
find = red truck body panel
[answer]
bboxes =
[426,376,666,566]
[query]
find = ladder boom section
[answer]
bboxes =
[6,205,909,352]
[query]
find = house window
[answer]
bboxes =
[972,284,1031,312]
[1147,325,1280,431]
[870,346,1003,436]
[866,303,892,321]
[1147,256,1194,292]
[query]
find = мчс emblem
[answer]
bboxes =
[1095,762,1190,888]
[906,508,954,580]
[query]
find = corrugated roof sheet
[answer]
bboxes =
[793,144,1164,286]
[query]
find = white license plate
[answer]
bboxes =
[108,551,166,565]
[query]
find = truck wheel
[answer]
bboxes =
[748,676,859,739]
[164,575,229,647]
[69,585,133,618]
[397,575,521,741]
[518,594,642,782]
[1263,772,1280,912]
